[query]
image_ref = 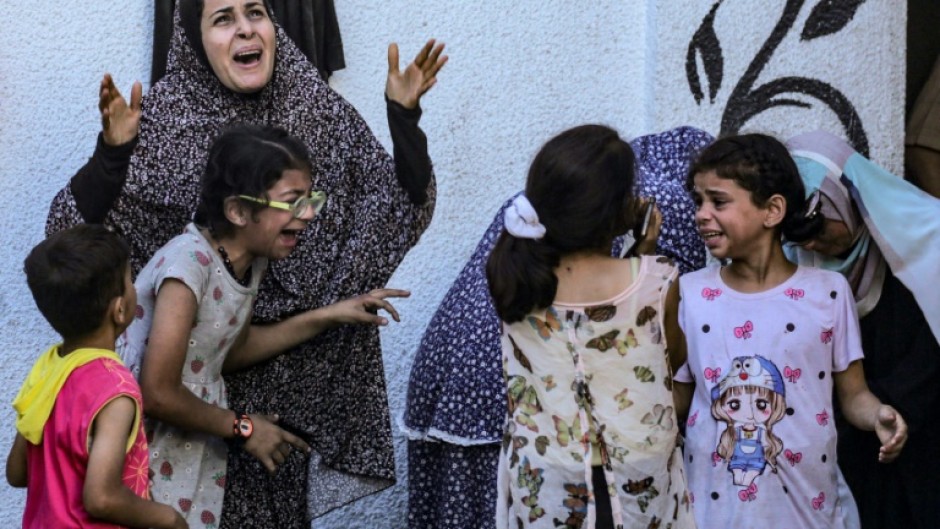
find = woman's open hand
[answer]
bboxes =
[99,74,142,146]
[386,40,447,109]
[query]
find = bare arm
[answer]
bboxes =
[674,382,694,423]
[223,289,410,372]
[5,433,28,487]
[664,278,692,419]
[663,279,686,374]
[834,360,907,462]
[83,396,187,529]
[140,280,309,473]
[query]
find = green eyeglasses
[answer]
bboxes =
[239,191,327,219]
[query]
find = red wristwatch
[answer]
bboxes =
[232,411,253,441]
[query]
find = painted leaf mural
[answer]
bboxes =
[686,1,724,104]
[686,0,870,156]
[801,0,867,41]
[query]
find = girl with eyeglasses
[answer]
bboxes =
[118,124,408,524]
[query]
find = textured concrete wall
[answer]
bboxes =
[0,1,903,527]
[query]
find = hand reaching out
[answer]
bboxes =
[99,74,142,146]
[386,39,447,109]
[328,288,411,327]
[874,405,907,463]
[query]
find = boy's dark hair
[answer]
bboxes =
[487,124,638,323]
[24,224,130,340]
[687,133,823,243]
[194,124,312,237]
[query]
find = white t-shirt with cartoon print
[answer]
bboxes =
[676,265,862,529]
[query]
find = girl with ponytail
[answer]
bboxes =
[675,133,907,529]
[487,124,694,529]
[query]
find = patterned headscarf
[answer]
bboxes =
[46,4,434,522]
[786,131,940,342]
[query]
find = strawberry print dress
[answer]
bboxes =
[119,223,267,525]
[676,265,862,529]
[496,256,694,529]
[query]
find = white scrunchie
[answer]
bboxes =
[504,194,546,240]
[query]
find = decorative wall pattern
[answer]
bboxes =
[687,0,869,155]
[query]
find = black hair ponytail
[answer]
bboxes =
[487,233,560,323]
[486,124,637,323]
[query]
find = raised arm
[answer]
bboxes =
[385,39,447,110]
[384,40,447,205]
[51,75,143,230]
[99,74,142,147]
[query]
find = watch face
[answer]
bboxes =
[238,418,254,437]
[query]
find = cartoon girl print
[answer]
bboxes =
[710,355,787,488]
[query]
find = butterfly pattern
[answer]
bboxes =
[820,327,834,344]
[816,409,830,426]
[527,307,562,341]
[499,256,686,527]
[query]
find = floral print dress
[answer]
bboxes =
[497,256,694,529]
[119,224,267,526]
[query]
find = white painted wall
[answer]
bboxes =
[0,1,903,527]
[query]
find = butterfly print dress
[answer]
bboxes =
[676,265,863,529]
[497,257,694,529]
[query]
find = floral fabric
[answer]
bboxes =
[497,256,693,529]
[404,127,713,529]
[120,224,266,525]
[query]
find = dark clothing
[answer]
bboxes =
[68,99,430,223]
[838,270,940,529]
[151,0,345,83]
[48,7,435,527]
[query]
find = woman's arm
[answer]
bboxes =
[69,74,142,223]
[83,396,187,529]
[834,360,908,462]
[223,288,410,372]
[5,433,28,488]
[140,280,309,473]
[384,40,447,205]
